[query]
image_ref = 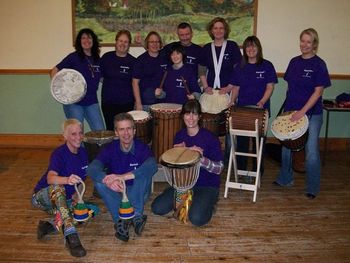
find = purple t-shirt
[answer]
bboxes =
[132,51,168,105]
[56,51,101,106]
[161,42,202,76]
[96,139,154,185]
[174,128,223,188]
[162,64,201,104]
[100,51,136,104]
[231,59,278,112]
[33,144,88,199]
[284,55,331,115]
[200,40,242,88]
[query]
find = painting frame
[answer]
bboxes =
[72,0,258,47]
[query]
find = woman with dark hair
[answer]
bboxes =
[100,30,136,130]
[51,28,105,131]
[229,35,278,173]
[155,43,201,104]
[151,99,223,227]
[132,31,168,112]
[274,28,331,199]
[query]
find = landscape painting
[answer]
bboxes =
[73,0,257,47]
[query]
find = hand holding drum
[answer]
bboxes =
[50,69,87,105]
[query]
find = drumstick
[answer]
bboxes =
[159,71,168,90]
[180,76,191,96]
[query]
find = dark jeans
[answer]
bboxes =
[151,186,219,227]
[102,102,134,131]
[236,136,265,176]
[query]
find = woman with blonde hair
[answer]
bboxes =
[273,28,331,199]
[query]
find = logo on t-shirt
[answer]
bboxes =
[129,163,139,169]
[176,78,184,88]
[187,56,196,65]
[302,69,313,78]
[120,66,130,74]
[256,71,265,79]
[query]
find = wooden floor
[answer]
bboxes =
[0,147,349,263]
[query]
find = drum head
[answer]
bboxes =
[161,147,200,168]
[128,110,150,121]
[199,90,229,114]
[150,103,182,112]
[84,130,116,144]
[271,111,309,140]
[50,69,87,105]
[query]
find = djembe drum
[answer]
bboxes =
[271,111,309,173]
[199,90,230,136]
[83,130,116,198]
[83,130,116,162]
[227,106,269,137]
[150,103,183,161]
[271,111,309,151]
[50,69,87,104]
[160,147,201,223]
[127,110,152,144]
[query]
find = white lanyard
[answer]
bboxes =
[211,40,227,89]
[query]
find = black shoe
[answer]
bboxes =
[305,193,316,199]
[65,233,86,257]
[114,219,131,242]
[37,220,56,240]
[133,215,147,236]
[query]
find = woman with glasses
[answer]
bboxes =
[132,31,168,112]
[100,30,136,130]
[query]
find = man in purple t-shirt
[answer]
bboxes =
[88,113,157,242]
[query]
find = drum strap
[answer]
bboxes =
[211,40,227,89]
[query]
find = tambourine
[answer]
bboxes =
[50,68,87,105]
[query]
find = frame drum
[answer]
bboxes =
[50,69,87,105]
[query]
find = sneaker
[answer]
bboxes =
[305,193,316,199]
[37,220,56,240]
[114,219,131,242]
[65,233,86,257]
[272,180,294,187]
[133,215,147,236]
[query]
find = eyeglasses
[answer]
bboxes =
[148,41,160,44]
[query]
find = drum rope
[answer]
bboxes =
[74,180,85,204]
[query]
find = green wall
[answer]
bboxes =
[0,74,349,137]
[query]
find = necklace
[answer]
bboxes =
[85,56,95,78]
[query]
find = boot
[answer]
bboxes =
[65,233,86,257]
[114,219,131,242]
[133,215,147,236]
[37,220,56,240]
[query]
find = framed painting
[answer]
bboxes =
[72,0,257,47]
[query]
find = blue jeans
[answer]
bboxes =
[63,103,105,131]
[151,186,219,227]
[94,176,152,223]
[275,114,323,195]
